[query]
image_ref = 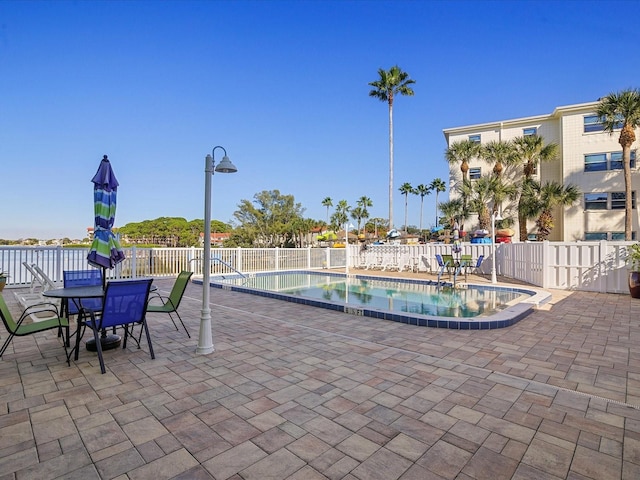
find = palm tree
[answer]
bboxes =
[445,139,481,227]
[321,197,333,227]
[445,139,482,183]
[438,198,465,230]
[331,200,350,237]
[460,176,495,231]
[481,140,516,178]
[367,217,386,239]
[429,178,446,227]
[350,206,366,235]
[596,89,640,240]
[512,135,559,241]
[398,182,415,233]
[534,182,581,241]
[356,196,373,235]
[368,65,416,230]
[414,184,431,234]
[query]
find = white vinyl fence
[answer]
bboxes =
[0,241,634,294]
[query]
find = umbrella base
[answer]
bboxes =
[86,333,122,351]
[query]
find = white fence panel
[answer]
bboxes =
[0,241,636,294]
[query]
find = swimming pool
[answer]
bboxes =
[197,271,550,329]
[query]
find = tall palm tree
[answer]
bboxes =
[356,196,373,235]
[398,182,414,233]
[596,89,640,240]
[429,178,446,227]
[534,182,581,241]
[445,139,481,227]
[321,197,333,227]
[512,135,559,241]
[481,139,516,178]
[368,65,416,230]
[414,184,431,234]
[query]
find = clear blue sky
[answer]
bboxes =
[1,0,638,240]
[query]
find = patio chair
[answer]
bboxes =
[0,294,69,358]
[145,271,193,338]
[63,269,103,316]
[466,255,485,278]
[80,278,154,374]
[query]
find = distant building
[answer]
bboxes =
[443,101,639,241]
[200,232,231,247]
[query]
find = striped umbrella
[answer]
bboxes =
[87,155,125,275]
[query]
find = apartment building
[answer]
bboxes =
[443,101,639,241]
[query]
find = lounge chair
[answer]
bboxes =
[14,263,60,321]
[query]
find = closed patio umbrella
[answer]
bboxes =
[86,155,125,351]
[87,155,125,279]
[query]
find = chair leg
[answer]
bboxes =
[0,332,16,357]
[170,311,190,338]
[87,316,107,374]
[142,320,155,359]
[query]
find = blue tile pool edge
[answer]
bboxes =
[193,270,552,330]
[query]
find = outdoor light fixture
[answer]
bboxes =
[490,211,503,284]
[198,146,238,355]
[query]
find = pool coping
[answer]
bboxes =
[194,270,552,329]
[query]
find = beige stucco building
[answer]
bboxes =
[443,101,639,241]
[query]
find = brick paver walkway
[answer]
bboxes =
[1,273,639,479]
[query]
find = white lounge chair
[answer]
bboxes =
[14,263,59,322]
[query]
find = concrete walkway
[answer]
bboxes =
[1,273,639,479]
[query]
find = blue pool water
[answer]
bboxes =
[199,271,549,329]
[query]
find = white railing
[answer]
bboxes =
[0,241,634,293]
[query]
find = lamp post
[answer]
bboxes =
[345,222,354,275]
[490,211,503,284]
[198,146,237,355]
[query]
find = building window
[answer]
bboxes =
[611,191,636,210]
[469,167,481,179]
[584,150,636,171]
[586,231,637,241]
[584,114,623,133]
[468,134,481,144]
[523,127,537,136]
[610,150,636,170]
[584,232,608,241]
[584,115,603,133]
[584,153,607,172]
[584,193,608,210]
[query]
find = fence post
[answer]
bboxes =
[236,247,243,273]
[541,241,550,289]
[599,240,607,293]
[54,245,63,283]
[131,246,137,279]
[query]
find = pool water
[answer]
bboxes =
[205,271,548,329]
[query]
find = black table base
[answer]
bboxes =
[86,332,121,351]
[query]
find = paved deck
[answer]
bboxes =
[1,273,639,479]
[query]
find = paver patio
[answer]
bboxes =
[1,272,640,479]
